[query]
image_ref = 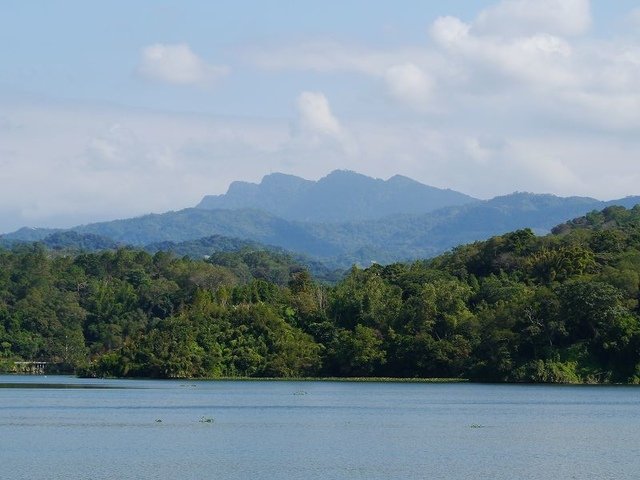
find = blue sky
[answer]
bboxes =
[1,0,640,232]
[0,1,492,115]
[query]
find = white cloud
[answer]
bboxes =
[296,91,342,137]
[137,43,229,86]
[384,63,433,109]
[430,16,471,46]
[424,8,640,131]
[291,91,359,160]
[473,0,591,37]
[430,17,575,89]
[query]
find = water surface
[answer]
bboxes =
[1,375,638,479]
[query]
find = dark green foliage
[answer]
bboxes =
[41,231,120,251]
[2,205,640,382]
[0,246,323,378]
[184,240,344,284]
[144,234,261,258]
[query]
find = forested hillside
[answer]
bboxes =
[6,192,640,269]
[1,205,640,383]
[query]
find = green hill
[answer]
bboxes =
[2,205,640,382]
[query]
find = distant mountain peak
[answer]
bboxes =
[387,174,416,183]
[320,169,369,180]
[262,171,312,184]
[196,170,477,222]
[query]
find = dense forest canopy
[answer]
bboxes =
[1,205,640,383]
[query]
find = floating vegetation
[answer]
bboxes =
[199,416,214,423]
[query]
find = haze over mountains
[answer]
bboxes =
[2,170,640,268]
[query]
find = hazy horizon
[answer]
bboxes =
[2,0,640,232]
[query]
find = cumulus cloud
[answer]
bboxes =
[291,91,359,160]
[296,91,342,137]
[431,26,575,91]
[430,16,471,46]
[137,43,229,86]
[424,4,640,130]
[384,63,433,109]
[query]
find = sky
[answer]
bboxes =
[1,0,640,233]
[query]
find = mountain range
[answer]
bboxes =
[2,170,639,269]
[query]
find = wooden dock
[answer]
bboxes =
[13,361,49,375]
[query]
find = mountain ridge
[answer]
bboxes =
[197,169,478,222]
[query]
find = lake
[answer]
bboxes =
[0,376,638,479]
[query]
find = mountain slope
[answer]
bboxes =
[74,193,640,266]
[196,170,477,222]
[4,188,639,269]
[304,193,640,264]
[1,227,61,242]
[71,208,341,257]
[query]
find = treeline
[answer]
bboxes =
[1,205,640,382]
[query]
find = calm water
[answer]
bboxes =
[1,376,639,479]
